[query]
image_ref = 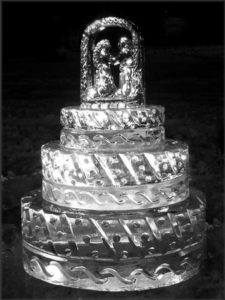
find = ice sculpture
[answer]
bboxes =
[21,16,206,292]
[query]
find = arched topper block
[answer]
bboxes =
[80,17,145,105]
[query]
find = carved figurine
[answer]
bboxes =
[115,37,134,97]
[91,39,117,99]
[80,17,144,104]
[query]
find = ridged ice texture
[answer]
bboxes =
[22,189,206,260]
[42,175,189,211]
[60,106,165,131]
[41,140,189,188]
[60,127,165,150]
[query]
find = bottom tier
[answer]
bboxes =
[22,188,206,291]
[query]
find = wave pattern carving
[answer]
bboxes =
[60,127,165,149]
[23,245,203,291]
[42,176,189,211]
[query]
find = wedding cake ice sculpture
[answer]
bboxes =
[21,17,207,292]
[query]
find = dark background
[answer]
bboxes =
[2,1,224,299]
[3,1,224,59]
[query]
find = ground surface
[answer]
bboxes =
[2,45,224,299]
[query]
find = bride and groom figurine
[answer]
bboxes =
[87,37,140,100]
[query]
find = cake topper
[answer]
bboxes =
[80,17,144,105]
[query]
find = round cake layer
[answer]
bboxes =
[22,189,206,261]
[41,140,189,188]
[60,106,165,131]
[42,175,189,212]
[23,240,204,291]
[60,127,165,150]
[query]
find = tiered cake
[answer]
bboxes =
[21,17,207,292]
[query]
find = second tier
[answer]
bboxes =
[41,139,189,189]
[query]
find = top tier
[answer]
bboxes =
[80,17,144,106]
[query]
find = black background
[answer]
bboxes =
[2,1,224,299]
[3,1,224,59]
